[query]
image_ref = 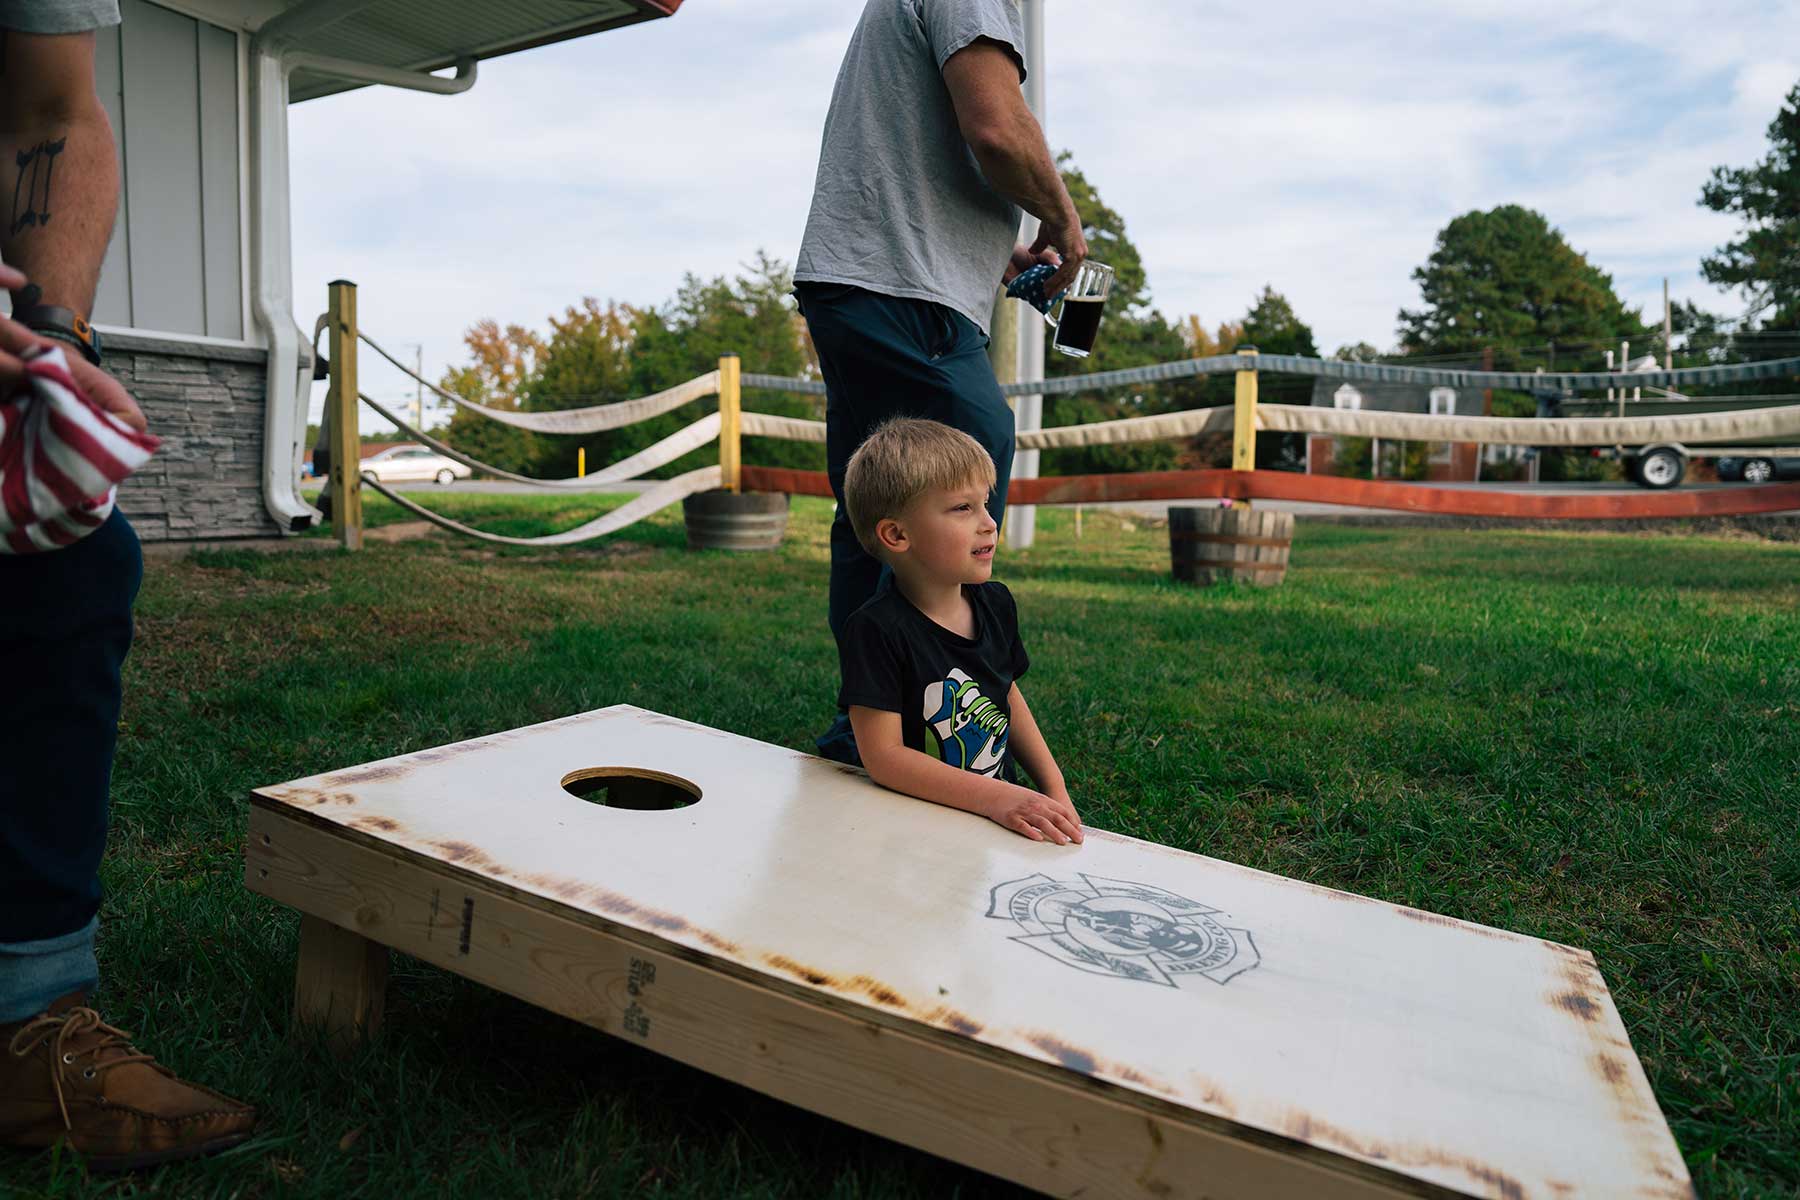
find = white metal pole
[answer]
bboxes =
[1005,0,1046,552]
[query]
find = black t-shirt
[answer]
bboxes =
[837,582,1030,781]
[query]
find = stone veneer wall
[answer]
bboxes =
[108,330,282,542]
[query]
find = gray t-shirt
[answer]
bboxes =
[795,0,1026,335]
[0,0,120,32]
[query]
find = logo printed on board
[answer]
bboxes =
[986,874,1260,988]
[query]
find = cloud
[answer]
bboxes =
[289,0,1800,421]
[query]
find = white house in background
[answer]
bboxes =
[90,0,682,541]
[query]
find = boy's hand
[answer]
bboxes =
[985,782,1083,845]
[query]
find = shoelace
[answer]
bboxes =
[7,1007,155,1129]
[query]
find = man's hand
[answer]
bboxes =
[1003,242,1057,285]
[0,265,146,434]
[984,781,1084,845]
[1031,212,1088,298]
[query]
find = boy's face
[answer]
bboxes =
[885,477,997,586]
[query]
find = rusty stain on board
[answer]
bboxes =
[1552,991,1602,1022]
[1027,1032,1098,1076]
[1281,1109,1529,1200]
[1393,905,1521,943]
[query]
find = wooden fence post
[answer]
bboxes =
[1232,346,1259,507]
[719,353,741,493]
[326,279,363,550]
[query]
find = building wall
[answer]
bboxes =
[87,2,277,542]
[93,0,246,341]
[111,333,279,541]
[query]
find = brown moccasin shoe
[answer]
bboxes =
[0,992,255,1171]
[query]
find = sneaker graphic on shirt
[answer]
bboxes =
[923,669,1009,778]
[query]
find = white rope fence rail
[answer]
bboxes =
[360,466,722,547]
[360,391,721,489]
[316,274,1800,553]
[741,398,1800,449]
[361,331,720,435]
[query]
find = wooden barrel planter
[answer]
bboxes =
[1169,506,1293,586]
[682,489,789,551]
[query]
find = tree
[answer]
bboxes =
[440,320,544,474]
[1041,157,1198,475]
[524,298,642,479]
[1241,286,1319,360]
[1333,342,1381,363]
[1238,286,1318,469]
[1397,205,1646,369]
[1180,315,1243,360]
[623,251,823,477]
[1700,84,1800,328]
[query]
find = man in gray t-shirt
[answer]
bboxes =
[796,0,1085,764]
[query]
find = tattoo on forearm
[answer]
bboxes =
[11,137,64,235]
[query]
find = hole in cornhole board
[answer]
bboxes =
[560,768,701,811]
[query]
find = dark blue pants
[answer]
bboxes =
[0,509,140,947]
[795,283,1015,648]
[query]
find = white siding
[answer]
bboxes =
[92,0,244,340]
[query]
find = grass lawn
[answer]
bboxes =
[7,492,1797,1198]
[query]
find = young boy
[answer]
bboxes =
[838,418,1083,845]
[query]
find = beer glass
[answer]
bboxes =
[1043,261,1112,358]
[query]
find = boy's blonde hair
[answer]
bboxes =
[843,418,995,557]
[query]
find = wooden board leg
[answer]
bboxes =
[294,913,388,1048]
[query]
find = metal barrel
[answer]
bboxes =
[682,489,790,552]
[1168,507,1293,586]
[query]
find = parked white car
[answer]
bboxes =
[360,446,472,485]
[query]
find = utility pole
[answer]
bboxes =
[1005,0,1045,552]
[1663,278,1673,370]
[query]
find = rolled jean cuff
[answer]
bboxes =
[0,916,99,1022]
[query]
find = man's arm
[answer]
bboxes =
[849,705,1083,844]
[0,27,142,430]
[0,29,119,315]
[941,38,1087,295]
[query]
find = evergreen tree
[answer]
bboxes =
[1700,83,1800,328]
[1239,286,1318,469]
[1397,205,1646,369]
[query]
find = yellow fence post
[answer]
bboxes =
[718,353,741,492]
[326,279,363,550]
[578,447,586,478]
[1232,346,1259,507]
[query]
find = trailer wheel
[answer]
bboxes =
[1637,447,1685,489]
[1743,458,1776,484]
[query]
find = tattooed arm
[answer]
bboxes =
[0,29,118,315]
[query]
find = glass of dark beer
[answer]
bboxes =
[1047,261,1112,358]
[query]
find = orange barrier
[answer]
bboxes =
[739,465,1800,520]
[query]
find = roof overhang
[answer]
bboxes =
[213,0,684,102]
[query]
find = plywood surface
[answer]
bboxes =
[251,706,1691,1199]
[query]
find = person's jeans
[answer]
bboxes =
[0,509,140,1020]
[795,283,1015,648]
[796,283,1015,767]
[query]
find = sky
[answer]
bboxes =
[287,0,1800,431]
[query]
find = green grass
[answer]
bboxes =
[7,495,1798,1198]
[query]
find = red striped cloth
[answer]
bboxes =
[0,345,160,554]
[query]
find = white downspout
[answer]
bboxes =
[247,1,476,532]
[248,45,317,531]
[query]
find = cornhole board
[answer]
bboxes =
[244,705,1693,1199]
